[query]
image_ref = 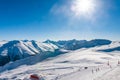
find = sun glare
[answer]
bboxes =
[71,0,96,17]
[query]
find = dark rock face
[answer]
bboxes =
[0,55,10,66]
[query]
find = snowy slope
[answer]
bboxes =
[95,41,120,51]
[96,65,120,80]
[0,41,120,80]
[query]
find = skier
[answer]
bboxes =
[107,61,110,66]
[97,68,100,71]
[92,69,94,74]
[96,69,97,72]
[118,60,120,65]
[109,64,112,68]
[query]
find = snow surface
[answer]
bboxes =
[0,41,120,80]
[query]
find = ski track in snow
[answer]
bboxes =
[95,65,120,80]
[55,65,117,80]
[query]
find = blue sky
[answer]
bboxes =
[0,0,120,41]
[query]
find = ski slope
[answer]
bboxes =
[96,65,120,80]
[0,41,120,80]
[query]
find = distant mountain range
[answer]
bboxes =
[0,39,113,66]
[44,39,112,50]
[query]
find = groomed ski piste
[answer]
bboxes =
[0,41,120,80]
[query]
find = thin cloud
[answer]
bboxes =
[50,0,105,22]
[50,2,71,17]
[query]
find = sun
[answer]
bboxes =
[71,0,96,17]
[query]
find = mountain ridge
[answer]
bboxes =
[0,40,59,66]
[0,39,112,66]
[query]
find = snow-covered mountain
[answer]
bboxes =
[0,40,120,80]
[44,39,112,50]
[0,40,59,66]
[0,39,111,66]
